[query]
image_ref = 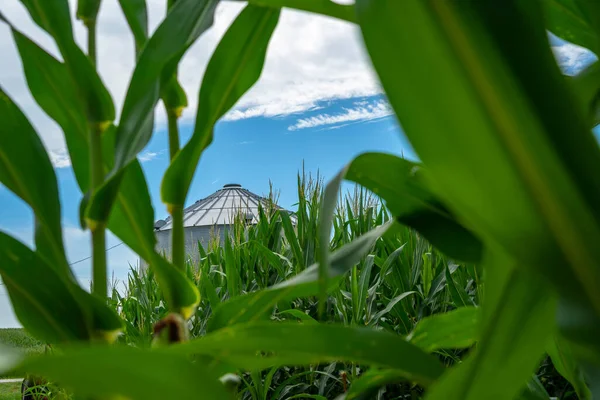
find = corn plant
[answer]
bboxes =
[1,0,599,399]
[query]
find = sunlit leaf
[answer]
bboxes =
[0,86,68,273]
[76,0,101,25]
[407,307,479,353]
[9,27,89,191]
[230,0,355,23]
[117,0,148,54]
[87,0,218,224]
[15,1,114,122]
[161,5,280,207]
[173,322,445,387]
[14,346,230,399]
[0,233,120,343]
[5,22,199,318]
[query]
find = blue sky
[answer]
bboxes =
[0,94,413,328]
[0,1,598,327]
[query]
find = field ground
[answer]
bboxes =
[0,382,20,400]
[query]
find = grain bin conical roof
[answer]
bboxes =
[155,184,291,231]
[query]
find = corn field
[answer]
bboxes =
[109,176,571,399]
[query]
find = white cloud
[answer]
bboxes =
[0,0,379,155]
[138,149,165,162]
[288,99,393,131]
[552,42,597,75]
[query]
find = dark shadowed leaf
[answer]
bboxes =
[547,335,592,399]
[161,5,280,207]
[568,61,600,127]
[425,251,556,400]
[356,0,600,360]
[543,0,600,55]
[345,153,483,263]
[173,322,444,386]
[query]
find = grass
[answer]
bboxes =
[0,329,43,352]
[0,382,20,400]
[0,329,44,379]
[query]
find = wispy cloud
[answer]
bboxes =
[288,99,393,131]
[211,178,220,185]
[237,140,254,145]
[138,149,166,163]
[49,149,72,169]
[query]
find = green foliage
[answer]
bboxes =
[0,330,43,355]
[0,382,20,400]
[1,0,599,399]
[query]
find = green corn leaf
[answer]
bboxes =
[0,232,122,343]
[519,376,552,400]
[172,322,444,387]
[407,306,479,353]
[424,250,556,400]
[445,264,474,308]
[278,309,318,324]
[161,5,280,207]
[0,86,68,274]
[117,0,149,55]
[345,153,483,263]
[6,24,200,318]
[9,27,89,191]
[201,269,221,310]
[356,0,600,349]
[229,0,355,23]
[15,1,114,122]
[543,0,600,55]
[13,346,230,399]
[224,235,241,298]
[76,0,101,25]
[340,368,417,400]
[547,335,592,399]
[280,211,305,271]
[368,291,416,326]
[568,61,600,127]
[208,221,393,332]
[146,253,200,320]
[356,255,374,319]
[421,252,432,297]
[86,0,218,224]
[318,164,348,318]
